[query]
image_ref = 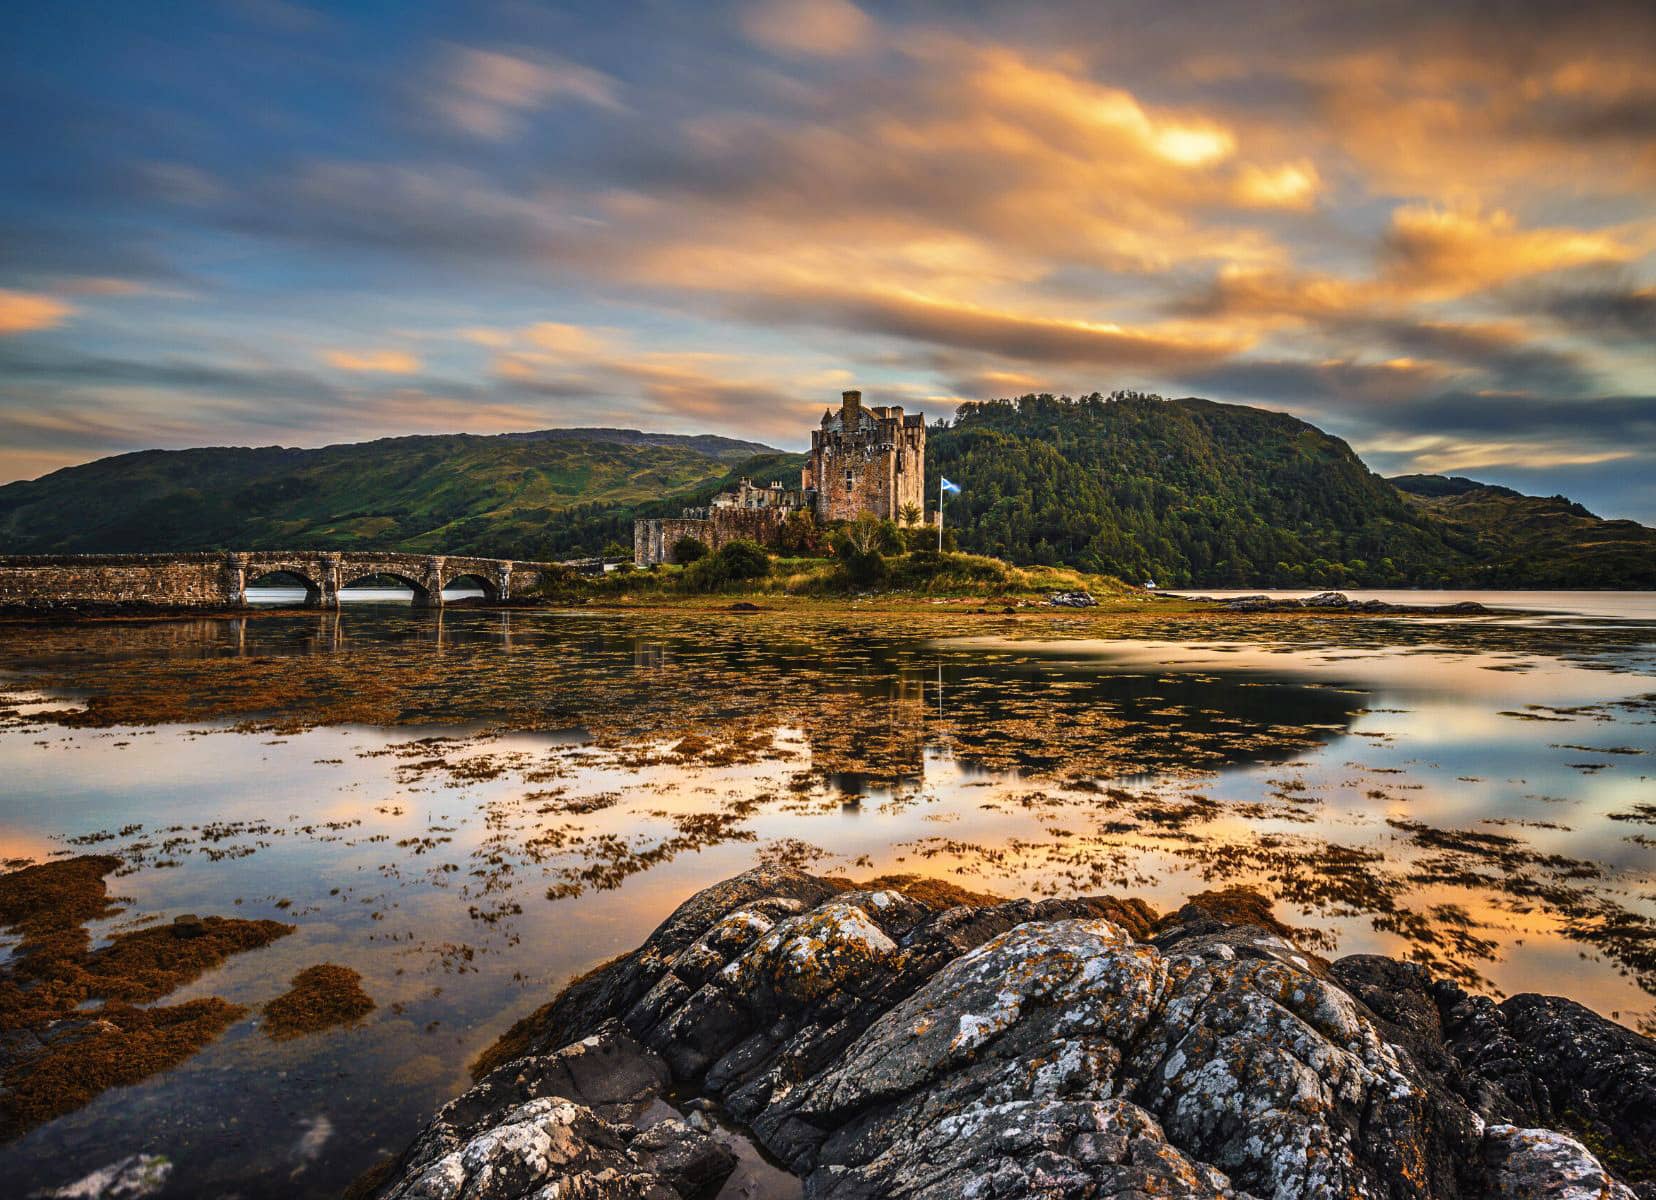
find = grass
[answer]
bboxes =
[576,551,1153,611]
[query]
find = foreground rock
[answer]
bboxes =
[367,869,1654,1199]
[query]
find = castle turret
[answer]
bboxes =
[805,388,925,524]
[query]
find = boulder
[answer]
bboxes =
[370,870,1652,1200]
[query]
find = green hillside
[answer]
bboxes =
[2,394,1648,588]
[927,393,1477,587]
[0,429,777,558]
[1390,474,1656,588]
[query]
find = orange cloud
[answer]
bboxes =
[0,290,74,334]
[741,0,871,58]
[1383,205,1632,296]
[323,349,422,373]
[1234,160,1321,210]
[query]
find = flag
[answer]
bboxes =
[940,477,961,494]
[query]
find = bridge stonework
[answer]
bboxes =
[0,552,564,611]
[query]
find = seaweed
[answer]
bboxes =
[0,856,292,1139]
[262,964,375,1040]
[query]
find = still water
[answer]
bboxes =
[0,595,1652,1196]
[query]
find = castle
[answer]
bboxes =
[633,389,926,566]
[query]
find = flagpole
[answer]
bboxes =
[937,474,944,552]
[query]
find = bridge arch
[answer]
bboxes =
[441,571,501,602]
[339,568,435,607]
[243,566,323,607]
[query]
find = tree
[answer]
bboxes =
[670,535,709,564]
[777,509,821,555]
[898,502,922,527]
[713,539,771,580]
[831,515,891,586]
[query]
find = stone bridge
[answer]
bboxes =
[0,551,570,610]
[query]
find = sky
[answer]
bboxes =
[1,0,1652,520]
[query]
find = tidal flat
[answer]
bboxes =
[0,597,1651,1197]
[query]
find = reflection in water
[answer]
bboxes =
[0,602,1651,1197]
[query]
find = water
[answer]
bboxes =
[246,585,485,605]
[0,595,1652,1196]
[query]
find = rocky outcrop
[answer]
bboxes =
[368,868,1654,1200]
[1171,590,1489,615]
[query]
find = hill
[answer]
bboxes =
[0,429,778,559]
[2,395,1648,588]
[1390,474,1656,588]
[927,393,1476,587]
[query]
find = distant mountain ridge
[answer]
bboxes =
[0,428,778,557]
[1390,472,1654,588]
[1,398,1650,588]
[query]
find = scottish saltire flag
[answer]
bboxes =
[940,477,961,494]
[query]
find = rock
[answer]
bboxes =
[1436,986,1656,1195]
[31,1154,172,1199]
[1048,590,1097,607]
[1303,590,1351,606]
[170,914,205,938]
[373,1023,735,1200]
[1483,1125,1636,1199]
[728,602,761,612]
[373,870,1654,1200]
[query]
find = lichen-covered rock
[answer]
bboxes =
[372,869,1654,1200]
[1483,1125,1636,1200]
[373,1023,735,1200]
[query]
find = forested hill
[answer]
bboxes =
[0,429,777,556]
[2,394,1648,587]
[1390,474,1656,588]
[927,393,1475,587]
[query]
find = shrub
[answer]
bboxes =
[716,539,771,580]
[670,535,709,564]
[679,539,772,591]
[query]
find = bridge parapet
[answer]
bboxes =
[0,551,570,610]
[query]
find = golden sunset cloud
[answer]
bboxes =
[0,289,73,334]
[323,349,423,374]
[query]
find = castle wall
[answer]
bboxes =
[633,509,794,566]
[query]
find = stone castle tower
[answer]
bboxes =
[802,390,926,524]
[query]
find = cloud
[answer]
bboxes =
[741,0,872,58]
[434,46,623,140]
[727,283,1249,369]
[1233,160,1320,209]
[4,0,1652,512]
[1362,435,1634,475]
[0,290,74,334]
[1382,205,1633,297]
[323,349,422,373]
[1529,283,1656,342]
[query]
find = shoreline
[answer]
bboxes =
[0,587,1516,624]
